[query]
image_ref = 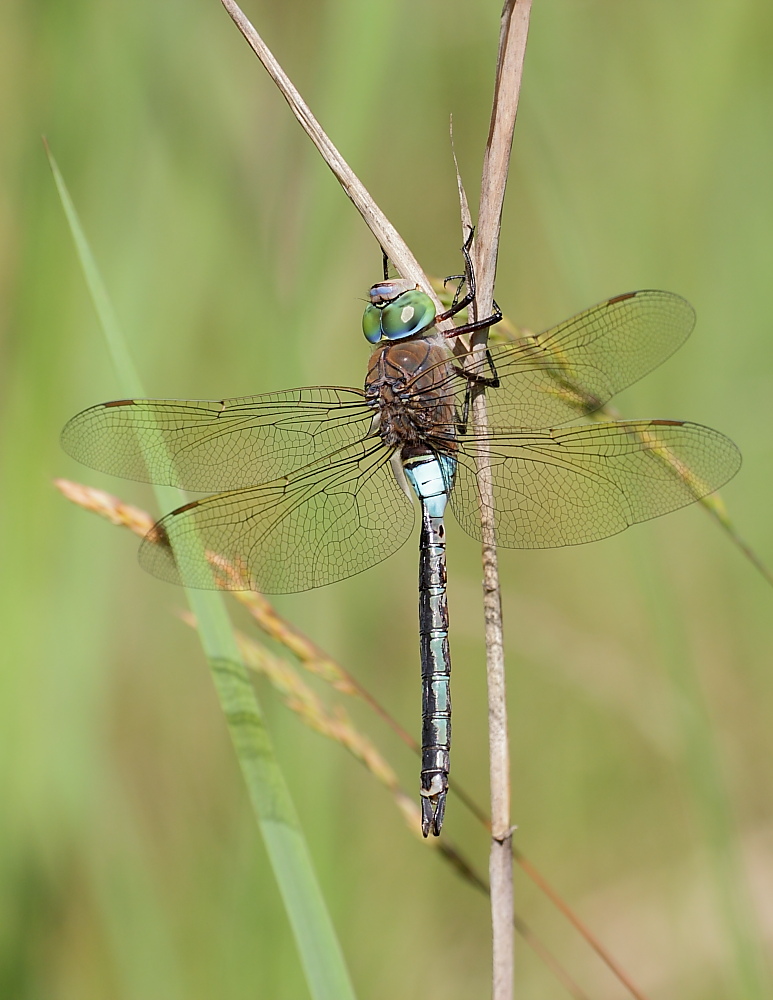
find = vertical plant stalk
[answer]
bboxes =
[469,3,533,998]
[57,477,653,1000]
[221,1,532,993]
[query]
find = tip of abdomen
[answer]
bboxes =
[420,774,448,836]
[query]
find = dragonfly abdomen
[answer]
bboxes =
[417,509,451,837]
[405,454,455,836]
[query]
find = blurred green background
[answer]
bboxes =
[2,0,772,997]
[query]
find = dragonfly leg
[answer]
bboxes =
[443,272,467,314]
[437,230,503,336]
[436,227,477,323]
[443,298,503,339]
[454,350,500,435]
[456,392,469,436]
[452,349,501,389]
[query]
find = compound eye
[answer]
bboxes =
[362,304,383,343]
[380,290,436,340]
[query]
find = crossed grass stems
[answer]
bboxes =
[55,298,767,1000]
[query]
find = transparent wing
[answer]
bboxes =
[61,386,373,491]
[138,439,414,593]
[428,290,696,430]
[450,420,741,548]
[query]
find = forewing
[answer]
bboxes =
[61,387,372,491]
[138,439,414,593]
[433,291,696,430]
[451,420,740,548]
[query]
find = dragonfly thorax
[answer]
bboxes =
[362,282,437,344]
[364,339,458,457]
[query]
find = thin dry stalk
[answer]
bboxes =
[512,847,650,1000]
[239,558,648,1000]
[232,589,420,746]
[56,475,587,995]
[468,3,533,998]
[187,617,591,999]
[219,0,456,322]
[57,477,652,999]
[218,6,528,993]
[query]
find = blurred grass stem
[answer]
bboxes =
[635,536,772,998]
[47,150,357,1000]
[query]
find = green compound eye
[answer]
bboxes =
[362,304,383,343]
[362,288,436,343]
[380,290,436,341]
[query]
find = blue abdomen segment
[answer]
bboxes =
[404,454,455,836]
[404,454,455,518]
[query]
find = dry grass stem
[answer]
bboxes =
[216,4,634,995]
[57,476,654,999]
[473,0,534,308]
[467,3,533,998]
[219,0,451,319]
[451,122,474,237]
[512,847,650,1000]
[174,619,589,999]
[54,478,155,534]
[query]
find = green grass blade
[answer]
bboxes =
[47,145,357,1000]
[44,139,144,399]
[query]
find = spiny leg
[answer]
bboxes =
[436,228,477,323]
[444,298,503,339]
[453,349,501,434]
[440,227,476,316]
[438,228,503,336]
[444,272,467,313]
[378,228,501,336]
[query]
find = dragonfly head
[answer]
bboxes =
[363,280,436,344]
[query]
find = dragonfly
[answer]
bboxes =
[62,239,740,836]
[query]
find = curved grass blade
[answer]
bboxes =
[48,146,357,1000]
